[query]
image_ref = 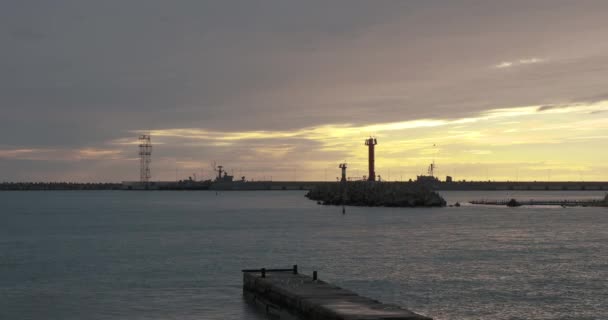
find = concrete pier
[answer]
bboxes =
[242,266,431,320]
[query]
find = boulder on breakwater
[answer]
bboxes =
[506,198,522,207]
[306,181,446,207]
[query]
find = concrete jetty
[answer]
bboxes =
[242,266,431,320]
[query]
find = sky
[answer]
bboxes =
[1,0,608,182]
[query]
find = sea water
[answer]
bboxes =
[1,190,606,319]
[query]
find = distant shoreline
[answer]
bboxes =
[1,181,607,191]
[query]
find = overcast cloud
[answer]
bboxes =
[2,1,608,181]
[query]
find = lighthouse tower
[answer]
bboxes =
[339,163,347,182]
[365,137,377,182]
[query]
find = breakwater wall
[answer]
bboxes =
[242,266,431,320]
[212,181,608,192]
[436,181,608,191]
[471,194,608,207]
[0,182,122,191]
[210,181,322,191]
[3,181,607,191]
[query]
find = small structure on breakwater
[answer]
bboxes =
[306,181,446,207]
[507,199,521,207]
[242,265,432,320]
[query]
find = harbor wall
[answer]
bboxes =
[2,181,607,191]
[212,181,608,191]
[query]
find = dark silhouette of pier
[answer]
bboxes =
[242,265,431,320]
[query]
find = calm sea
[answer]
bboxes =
[1,190,607,320]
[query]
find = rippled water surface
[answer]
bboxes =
[1,190,607,319]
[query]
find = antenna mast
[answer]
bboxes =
[139,134,152,184]
[428,143,437,177]
[427,162,436,177]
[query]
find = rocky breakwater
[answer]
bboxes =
[306,181,446,207]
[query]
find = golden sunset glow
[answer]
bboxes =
[2,101,606,181]
[106,101,608,181]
